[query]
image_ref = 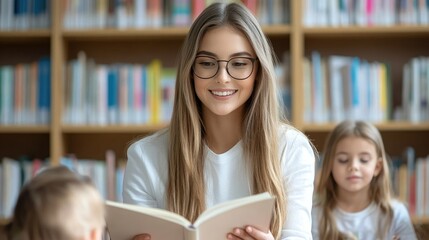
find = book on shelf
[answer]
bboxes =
[106,192,275,240]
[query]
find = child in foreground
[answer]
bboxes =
[0,166,105,240]
[312,120,417,240]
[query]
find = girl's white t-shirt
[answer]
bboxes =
[312,200,417,240]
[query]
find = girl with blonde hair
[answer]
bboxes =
[312,120,416,240]
[0,166,105,240]
[124,2,315,239]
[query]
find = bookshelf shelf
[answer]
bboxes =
[62,25,291,40]
[0,126,50,133]
[303,25,429,38]
[61,124,168,133]
[0,218,10,225]
[0,30,51,40]
[303,122,429,132]
[412,216,429,225]
[62,27,189,40]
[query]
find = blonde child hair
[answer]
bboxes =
[316,120,393,239]
[0,166,105,240]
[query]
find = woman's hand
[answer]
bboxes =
[227,226,274,240]
[132,234,151,240]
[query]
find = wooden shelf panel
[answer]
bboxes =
[62,25,290,40]
[62,27,189,40]
[61,124,168,133]
[302,122,429,132]
[0,29,51,36]
[0,218,10,225]
[0,125,50,133]
[412,216,429,225]
[0,30,51,42]
[303,25,429,38]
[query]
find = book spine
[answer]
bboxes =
[185,228,197,240]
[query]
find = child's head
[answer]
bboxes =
[174,2,281,123]
[316,121,394,239]
[317,120,392,205]
[2,166,105,240]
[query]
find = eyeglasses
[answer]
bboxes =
[192,56,257,80]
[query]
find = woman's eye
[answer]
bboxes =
[199,61,215,67]
[231,62,247,67]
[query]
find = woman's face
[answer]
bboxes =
[193,25,257,118]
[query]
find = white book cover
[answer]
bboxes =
[425,156,429,216]
[97,65,108,125]
[1,157,21,218]
[328,56,350,122]
[328,0,339,26]
[410,58,420,122]
[415,158,425,216]
[311,51,326,123]
[402,63,411,121]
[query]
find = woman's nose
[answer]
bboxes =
[215,63,231,83]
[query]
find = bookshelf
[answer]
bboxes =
[0,0,428,227]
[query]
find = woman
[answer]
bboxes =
[123,2,315,239]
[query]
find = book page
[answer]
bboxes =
[106,201,191,240]
[193,192,275,240]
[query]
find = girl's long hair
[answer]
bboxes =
[316,121,393,239]
[167,2,287,238]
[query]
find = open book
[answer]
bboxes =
[106,192,275,240]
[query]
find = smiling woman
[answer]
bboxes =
[122,2,315,240]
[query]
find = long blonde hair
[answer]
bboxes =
[316,120,393,239]
[3,166,105,240]
[167,2,287,238]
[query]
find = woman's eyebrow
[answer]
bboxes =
[196,51,217,57]
[230,51,253,57]
[196,51,253,58]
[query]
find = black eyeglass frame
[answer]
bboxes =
[192,56,258,80]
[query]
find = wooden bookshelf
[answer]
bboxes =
[0,0,428,226]
[0,30,51,40]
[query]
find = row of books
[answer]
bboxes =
[0,57,51,125]
[391,147,429,217]
[303,52,392,124]
[303,0,429,27]
[62,0,290,29]
[0,0,50,30]
[0,151,126,218]
[400,57,429,123]
[60,151,126,203]
[63,52,175,125]
[0,156,49,218]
